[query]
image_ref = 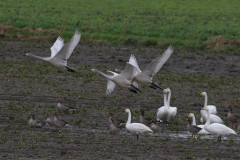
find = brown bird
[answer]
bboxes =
[107,112,125,126]
[109,117,123,135]
[29,113,46,128]
[227,105,239,128]
[139,109,152,126]
[52,112,71,131]
[44,113,55,130]
[186,117,202,138]
[56,99,76,114]
[150,120,161,136]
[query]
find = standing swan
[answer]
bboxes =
[156,89,170,126]
[124,109,153,139]
[202,107,236,141]
[166,88,177,122]
[90,62,141,95]
[200,92,217,123]
[25,30,81,72]
[123,46,173,89]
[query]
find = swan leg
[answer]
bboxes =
[131,84,141,92]
[217,136,221,141]
[137,134,139,140]
[149,86,157,89]
[66,66,76,72]
[128,88,137,94]
[151,82,162,90]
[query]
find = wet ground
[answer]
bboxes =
[0,40,240,159]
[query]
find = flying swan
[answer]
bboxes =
[25,30,81,72]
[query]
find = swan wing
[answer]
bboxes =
[141,45,173,78]
[106,80,116,95]
[205,123,236,135]
[128,123,153,133]
[196,125,210,134]
[128,54,141,74]
[207,105,217,114]
[50,36,64,58]
[107,70,118,76]
[119,62,136,81]
[54,30,81,61]
[211,114,223,123]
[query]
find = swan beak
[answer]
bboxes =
[89,69,94,71]
[29,113,32,115]
[45,114,48,116]
[226,105,229,108]
[25,53,28,56]
[124,109,126,112]
[202,107,205,110]
[200,93,203,95]
[187,115,190,117]
[56,99,59,102]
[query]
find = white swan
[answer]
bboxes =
[90,62,140,95]
[202,107,236,141]
[124,109,153,139]
[200,92,217,123]
[127,46,173,89]
[200,110,223,124]
[188,113,210,135]
[156,89,170,125]
[26,30,81,72]
[166,88,177,122]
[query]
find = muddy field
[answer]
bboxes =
[0,40,240,159]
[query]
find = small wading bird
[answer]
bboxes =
[25,30,81,72]
[116,46,173,90]
[90,62,141,95]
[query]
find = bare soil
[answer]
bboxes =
[0,40,240,159]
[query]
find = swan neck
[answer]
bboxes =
[204,94,208,107]
[163,93,168,110]
[205,110,211,126]
[27,53,50,61]
[126,111,131,125]
[96,70,113,80]
[167,90,171,107]
[191,115,196,125]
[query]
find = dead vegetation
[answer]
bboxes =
[206,36,240,51]
[0,23,59,41]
